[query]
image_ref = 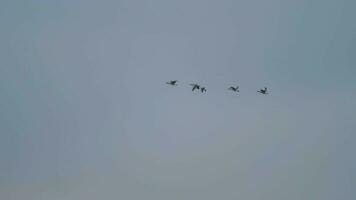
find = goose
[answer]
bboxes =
[228,86,239,92]
[166,80,178,86]
[190,84,200,91]
[258,87,268,94]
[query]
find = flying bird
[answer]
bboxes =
[228,86,239,92]
[190,84,200,91]
[200,87,206,93]
[166,80,178,86]
[258,87,268,94]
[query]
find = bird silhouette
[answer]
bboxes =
[228,86,239,92]
[166,80,178,86]
[190,84,200,91]
[258,87,268,94]
[200,87,206,93]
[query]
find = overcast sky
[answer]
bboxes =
[1,0,355,199]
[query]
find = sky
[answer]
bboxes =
[0,0,355,199]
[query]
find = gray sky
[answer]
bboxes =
[1,0,355,199]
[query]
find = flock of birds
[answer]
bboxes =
[166,80,269,94]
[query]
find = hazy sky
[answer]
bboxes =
[1,0,355,199]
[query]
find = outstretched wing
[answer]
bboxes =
[190,84,200,91]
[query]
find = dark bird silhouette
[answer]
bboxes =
[258,87,268,94]
[200,87,206,93]
[228,86,239,92]
[190,84,200,91]
[166,80,178,86]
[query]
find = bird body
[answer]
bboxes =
[166,80,178,86]
[228,86,239,92]
[200,87,206,93]
[258,87,268,94]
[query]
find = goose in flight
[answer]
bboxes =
[166,80,178,86]
[190,84,200,91]
[228,86,239,92]
[258,87,268,94]
[200,87,206,93]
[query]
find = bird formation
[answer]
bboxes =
[166,80,268,94]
